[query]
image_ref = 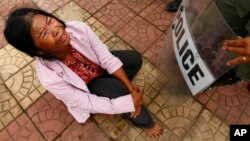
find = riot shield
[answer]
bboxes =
[158,0,237,95]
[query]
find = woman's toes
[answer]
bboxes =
[144,123,165,138]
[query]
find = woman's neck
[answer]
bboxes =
[62,52,76,62]
[58,45,76,62]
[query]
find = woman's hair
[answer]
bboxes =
[4,8,65,58]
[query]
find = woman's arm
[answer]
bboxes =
[112,67,144,118]
[112,67,135,92]
[35,58,135,123]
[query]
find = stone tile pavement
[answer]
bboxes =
[0,0,249,141]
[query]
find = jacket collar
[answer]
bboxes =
[38,58,89,92]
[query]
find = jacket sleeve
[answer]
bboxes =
[76,21,123,74]
[35,59,135,123]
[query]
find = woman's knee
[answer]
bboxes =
[88,78,129,98]
[112,50,143,68]
[130,51,143,68]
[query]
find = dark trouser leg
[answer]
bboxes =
[110,50,142,80]
[88,50,154,128]
[88,78,154,128]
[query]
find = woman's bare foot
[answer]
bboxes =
[144,123,165,138]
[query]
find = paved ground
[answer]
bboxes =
[0,0,250,141]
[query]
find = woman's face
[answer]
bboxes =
[31,14,70,58]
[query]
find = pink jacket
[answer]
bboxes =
[35,21,135,123]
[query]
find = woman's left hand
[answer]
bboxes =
[223,36,250,65]
[130,106,142,119]
[130,87,143,119]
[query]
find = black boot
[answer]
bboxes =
[166,0,182,12]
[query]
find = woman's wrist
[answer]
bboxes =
[129,85,138,93]
[129,87,135,93]
[129,86,140,93]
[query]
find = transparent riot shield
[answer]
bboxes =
[158,0,237,95]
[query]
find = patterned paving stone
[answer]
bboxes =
[94,114,129,140]
[156,30,195,109]
[132,68,145,91]
[106,37,132,51]
[55,120,110,141]
[117,16,162,53]
[144,63,165,94]
[196,87,217,105]
[156,30,183,81]
[26,92,74,141]
[123,126,144,141]
[86,17,114,43]
[5,61,46,110]
[0,113,44,141]
[239,100,250,124]
[0,81,22,131]
[144,34,165,66]
[181,109,229,141]
[204,82,250,125]
[156,98,203,138]
[109,119,130,140]
[157,75,192,107]
[74,0,111,14]
[139,0,174,31]
[0,0,35,19]
[32,0,70,13]
[94,0,136,33]
[0,16,7,49]
[143,60,168,106]
[159,132,182,141]
[53,1,91,22]
[119,0,154,13]
[0,44,33,81]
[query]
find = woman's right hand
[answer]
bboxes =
[130,87,144,109]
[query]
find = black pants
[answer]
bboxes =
[88,50,154,128]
